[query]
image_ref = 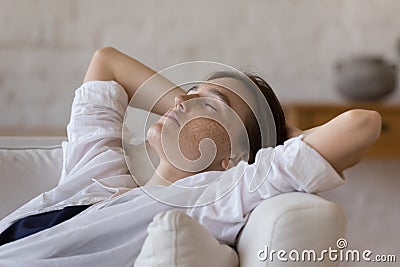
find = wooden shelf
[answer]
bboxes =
[283,102,400,158]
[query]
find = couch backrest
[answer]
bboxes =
[0,137,65,219]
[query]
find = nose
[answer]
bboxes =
[174,94,197,112]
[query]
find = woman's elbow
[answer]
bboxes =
[84,47,116,82]
[91,47,117,66]
[94,46,117,58]
[348,109,382,145]
[368,110,382,144]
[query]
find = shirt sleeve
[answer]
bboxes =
[67,80,129,142]
[59,81,130,185]
[263,134,345,194]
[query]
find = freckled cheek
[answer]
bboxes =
[178,118,231,160]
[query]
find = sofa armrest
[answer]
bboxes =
[237,192,346,267]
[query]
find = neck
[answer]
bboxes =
[144,160,192,186]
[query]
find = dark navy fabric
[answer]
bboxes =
[0,205,91,246]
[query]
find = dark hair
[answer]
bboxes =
[207,71,287,163]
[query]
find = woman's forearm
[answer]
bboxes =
[303,109,381,173]
[287,109,381,173]
[84,47,185,115]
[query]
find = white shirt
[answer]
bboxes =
[0,81,345,266]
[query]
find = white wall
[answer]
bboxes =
[1,0,400,130]
[0,1,399,265]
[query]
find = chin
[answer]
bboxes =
[147,122,173,159]
[147,123,162,147]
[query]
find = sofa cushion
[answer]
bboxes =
[135,210,239,267]
[0,138,64,219]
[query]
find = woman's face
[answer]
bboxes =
[147,77,256,173]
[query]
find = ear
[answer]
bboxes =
[220,152,249,170]
[221,158,230,170]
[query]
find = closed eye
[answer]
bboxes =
[206,102,217,111]
[186,85,198,95]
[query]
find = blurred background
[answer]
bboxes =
[1,0,400,134]
[0,0,399,265]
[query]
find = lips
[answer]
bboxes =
[163,110,180,126]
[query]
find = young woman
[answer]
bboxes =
[0,47,381,265]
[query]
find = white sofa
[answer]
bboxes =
[0,136,346,266]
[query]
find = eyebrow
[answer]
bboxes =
[187,85,231,107]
